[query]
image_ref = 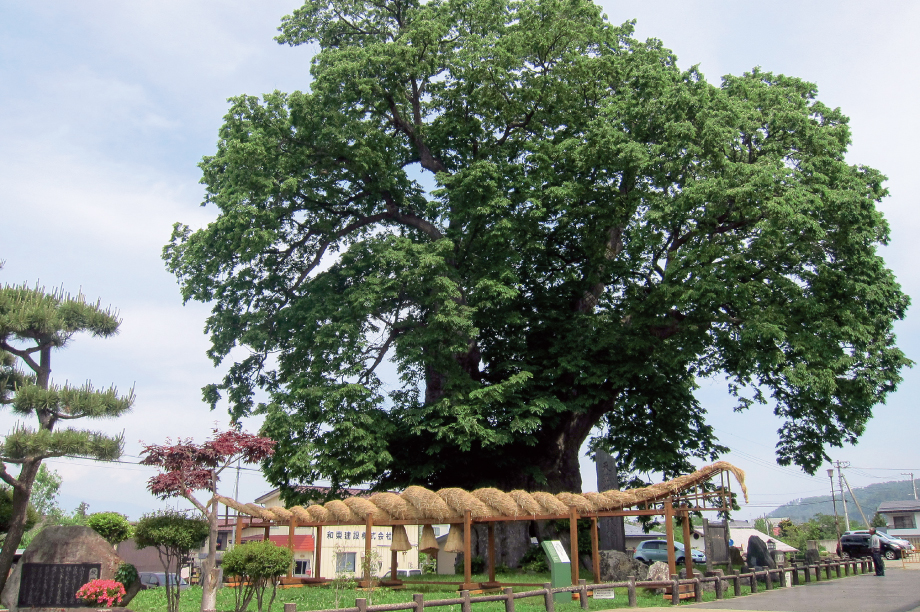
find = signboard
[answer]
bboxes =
[18,563,102,607]
[593,588,616,599]
[540,540,571,604]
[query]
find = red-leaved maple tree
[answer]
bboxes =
[141,428,275,612]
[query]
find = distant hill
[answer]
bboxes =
[767,480,916,523]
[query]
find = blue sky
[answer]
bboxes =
[1,1,918,520]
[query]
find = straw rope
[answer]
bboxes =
[216,461,747,523]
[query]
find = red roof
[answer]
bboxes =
[240,534,315,552]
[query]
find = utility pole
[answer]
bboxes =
[827,469,842,548]
[835,460,851,531]
[902,472,918,501]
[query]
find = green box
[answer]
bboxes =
[541,540,571,603]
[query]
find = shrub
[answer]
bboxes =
[114,562,138,589]
[223,540,293,612]
[519,546,548,573]
[134,510,208,612]
[76,579,126,607]
[87,512,132,545]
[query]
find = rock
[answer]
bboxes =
[644,561,670,593]
[746,536,777,569]
[598,551,648,582]
[729,546,744,567]
[1,525,140,612]
[804,548,821,565]
[678,568,714,591]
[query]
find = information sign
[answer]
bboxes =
[593,588,616,599]
[540,540,571,603]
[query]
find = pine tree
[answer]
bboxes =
[0,281,134,593]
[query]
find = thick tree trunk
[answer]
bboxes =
[200,497,220,612]
[0,459,41,595]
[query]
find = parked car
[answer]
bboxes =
[396,569,423,577]
[837,533,903,560]
[634,540,706,565]
[843,530,914,552]
[138,572,190,590]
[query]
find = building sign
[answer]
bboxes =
[326,530,392,541]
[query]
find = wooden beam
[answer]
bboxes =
[681,509,693,579]
[591,517,601,585]
[664,498,677,578]
[234,515,243,549]
[463,510,473,588]
[569,506,579,586]
[287,516,298,577]
[488,523,496,583]
[315,526,323,580]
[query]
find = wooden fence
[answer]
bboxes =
[279,557,875,612]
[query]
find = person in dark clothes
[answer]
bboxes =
[869,528,885,576]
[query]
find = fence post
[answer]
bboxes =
[414,593,425,612]
[357,599,367,612]
[461,590,472,612]
[732,570,741,597]
[778,565,786,588]
[543,582,555,612]
[824,561,831,580]
[578,578,588,610]
[627,575,637,607]
[750,571,758,594]
[693,579,702,603]
[714,570,724,600]
[764,569,772,590]
[284,604,296,612]
[791,562,799,586]
[835,561,842,578]
[670,575,680,606]
[844,560,849,576]
[814,562,821,582]
[503,588,514,612]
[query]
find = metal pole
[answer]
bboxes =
[835,461,850,531]
[827,469,841,551]
[902,473,918,501]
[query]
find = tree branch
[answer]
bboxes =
[0,341,41,374]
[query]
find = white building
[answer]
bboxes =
[877,500,920,539]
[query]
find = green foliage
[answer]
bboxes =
[871,512,888,528]
[87,512,132,545]
[29,465,62,516]
[0,487,38,538]
[776,514,841,551]
[115,562,139,589]
[519,547,548,573]
[167,0,910,496]
[224,540,294,612]
[134,510,209,612]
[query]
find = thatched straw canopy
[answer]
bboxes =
[217,461,747,525]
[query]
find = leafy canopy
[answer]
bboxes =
[87,512,133,546]
[166,0,909,496]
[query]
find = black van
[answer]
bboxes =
[838,533,903,560]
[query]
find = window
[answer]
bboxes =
[294,560,311,576]
[336,552,357,573]
[893,515,916,529]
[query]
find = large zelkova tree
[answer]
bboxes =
[140,429,275,612]
[0,283,133,592]
[165,0,909,500]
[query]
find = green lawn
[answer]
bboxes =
[129,566,862,612]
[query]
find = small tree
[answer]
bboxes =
[87,512,132,546]
[141,428,275,612]
[134,510,209,612]
[223,540,293,612]
[0,283,134,593]
[871,512,888,528]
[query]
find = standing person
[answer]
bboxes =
[869,528,885,576]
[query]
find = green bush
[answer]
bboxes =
[519,546,548,573]
[87,512,132,545]
[135,510,209,612]
[115,562,138,588]
[223,540,293,612]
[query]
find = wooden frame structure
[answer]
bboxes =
[220,461,747,589]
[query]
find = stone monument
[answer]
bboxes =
[595,450,625,551]
[598,550,649,581]
[1,525,140,612]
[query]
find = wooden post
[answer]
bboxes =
[315,526,323,580]
[488,522,496,584]
[235,515,243,548]
[464,510,473,588]
[264,524,271,541]
[578,578,588,610]
[713,570,724,599]
[391,549,399,580]
[664,498,677,578]
[569,506,579,586]
[627,575,637,607]
[503,587,515,612]
[732,570,741,597]
[414,593,425,612]
[364,515,373,586]
[543,582,555,612]
[669,575,679,606]
[680,509,693,579]
[461,590,472,612]
[357,598,367,612]
[590,517,601,585]
[287,517,297,577]
[284,603,296,612]
[693,578,702,603]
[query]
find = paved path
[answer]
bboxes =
[684,566,920,612]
